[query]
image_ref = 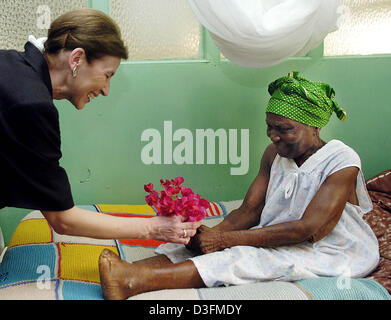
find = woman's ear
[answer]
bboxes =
[68,48,85,71]
[313,127,321,137]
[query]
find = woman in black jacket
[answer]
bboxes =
[0,8,199,244]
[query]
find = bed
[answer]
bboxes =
[0,171,391,300]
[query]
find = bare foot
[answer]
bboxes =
[98,249,139,300]
[99,249,205,299]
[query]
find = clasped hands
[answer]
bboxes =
[186,225,225,254]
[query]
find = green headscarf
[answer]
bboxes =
[266,71,346,128]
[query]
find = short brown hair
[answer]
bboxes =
[44,8,128,62]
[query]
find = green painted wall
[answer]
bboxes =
[1,53,391,246]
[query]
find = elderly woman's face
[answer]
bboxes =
[70,54,121,110]
[266,112,318,159]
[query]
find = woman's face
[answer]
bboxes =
[69,54,121,110]
[266,112,318,160]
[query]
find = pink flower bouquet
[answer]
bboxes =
[144,176,209,222]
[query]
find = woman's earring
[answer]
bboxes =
[72,66,78,78]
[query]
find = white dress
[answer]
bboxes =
[156,140,379,287]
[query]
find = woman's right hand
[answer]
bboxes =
[147,215,201,245]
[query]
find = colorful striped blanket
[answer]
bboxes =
[0,201,389,300]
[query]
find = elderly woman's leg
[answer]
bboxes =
[98,249,205,300]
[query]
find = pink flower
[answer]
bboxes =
[144,183,154,193]
[160,179,171,188]
[144,177,209,222]
[145,190,159,206]
[180,186,193,197]
[165,186,181,197]
[172,176,184,187]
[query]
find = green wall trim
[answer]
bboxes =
[119,55,391,66]
[120,59,210,66]
[323,54,391,60]
[306,42,324,58]
[200,26,221,64]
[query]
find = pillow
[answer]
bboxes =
[364,169,391,293]
[366,169,391,194]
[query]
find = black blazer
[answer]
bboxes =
[0,42,74,211]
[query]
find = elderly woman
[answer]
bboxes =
[0,8,199,244]
[98,72,379,300]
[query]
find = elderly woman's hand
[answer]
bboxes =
[186,225,225,254]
